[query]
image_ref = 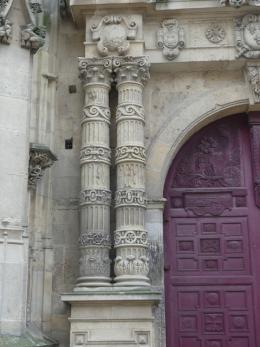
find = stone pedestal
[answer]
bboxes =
[61,290,160,347]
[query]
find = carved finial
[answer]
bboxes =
[90,16,138,57]
[157,19,185,60]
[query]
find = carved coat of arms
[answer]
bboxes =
[157,19,185,60]
[235,14,260,58]
[91,16,137,57]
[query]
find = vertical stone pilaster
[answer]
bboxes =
[75,58,113,288]
[113,56,150,286]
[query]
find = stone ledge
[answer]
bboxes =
[61,287,161,303]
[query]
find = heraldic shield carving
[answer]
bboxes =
[235,14,260,58]
[157,18,185,60]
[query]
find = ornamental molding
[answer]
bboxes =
[116,105,145,123]
[115,229,148,246]
[82,105,111,124]
[157,18,185,61]
[90,15,138,57]
[80,145,111,164]
[235,14,260,58]
[28,143,57,189]
[21,24,46,53]
[115,145,146,164]
[115,189,147,208]
[79,233,111,247]
[205,23,225,44]
[246,63,260,103]
[219,0,260,6]
[80,189,112,206]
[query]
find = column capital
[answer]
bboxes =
[79,57,113,86]
[113,56,150,85]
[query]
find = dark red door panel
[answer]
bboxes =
[164,115,260,347]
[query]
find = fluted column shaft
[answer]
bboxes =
[113,56,150,286]
[75,58,112,288]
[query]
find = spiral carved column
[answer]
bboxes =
[113,56,150,286]
[75,58,112,288]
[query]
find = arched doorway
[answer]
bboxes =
[163,114,260,347]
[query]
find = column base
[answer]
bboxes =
[61,289,161,347]
[74,276,111,290]
[114,275,150,287]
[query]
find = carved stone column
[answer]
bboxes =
[113,56,150,286]
[75,58,112,288]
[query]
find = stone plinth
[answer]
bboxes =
[61,289,160,347]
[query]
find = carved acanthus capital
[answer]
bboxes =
[113,56,150,85]
[235,14,260,58]
[246,63,260,103]
[79,58,113,87]
[91,15,137,57]
[157,18,185,61]
[28,144,57,189]
[21,24,46,53]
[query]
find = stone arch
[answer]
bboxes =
[146,96,249,200]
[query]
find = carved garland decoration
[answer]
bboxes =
[115,189,147,208]
[80,146,111,164]
[80,189,112,206]
[115,229,148,246]
[115,146,146,164]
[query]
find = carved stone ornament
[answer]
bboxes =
[246,63,260,103]
[90,15,138,57]
[21,24,46,53]
[28,143,57,189]
[235,14,260,59]
[78,57,113,85]
[205,23,225,44]
[0,15,12,44]
[0,0,13,44]
[248,113,260,208]
[157,19,185,60]
[219,0,260,6]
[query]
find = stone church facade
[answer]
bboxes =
[1,0,260,346]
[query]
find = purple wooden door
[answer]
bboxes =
[164,114,260,347]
